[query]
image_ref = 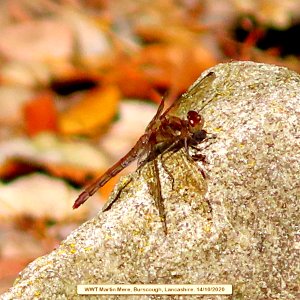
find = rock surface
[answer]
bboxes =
[1,61,299,300]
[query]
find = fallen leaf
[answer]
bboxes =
[0,158,99,187]
[0,132,110,185]
[104,42,216,99]
[0,174,90,222]
[23,91,58,136]
[0,132,107,168]
[62,9,112,68]
[1,61,51,87]
[138,43,217,93]
[0,86,33,126]
[59,85,120,136]
[0,19,73,62]
[50,70,100,96]
[100,100,158,158]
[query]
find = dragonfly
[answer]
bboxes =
[73,71,216,232]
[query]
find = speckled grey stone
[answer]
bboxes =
[1,61,299,300]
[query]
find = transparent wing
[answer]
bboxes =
[147,159,167,234]
[165,71,216,118]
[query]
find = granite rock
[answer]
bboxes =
[1,61,299,300]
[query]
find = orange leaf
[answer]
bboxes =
[139,43,217,93]
[58,85,120,136]
[104,61,154,99]
[23,92,58,136]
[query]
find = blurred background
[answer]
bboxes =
[1,0,300,292]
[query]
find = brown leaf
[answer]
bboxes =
[0,157,99,187]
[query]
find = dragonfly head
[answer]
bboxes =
[187,110,204,134]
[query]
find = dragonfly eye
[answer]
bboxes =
[187,111,201,127]
[187,110,204,134]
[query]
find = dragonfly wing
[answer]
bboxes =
[165,71,216,118]
[145,95,166,132]
[144,148,210,233]
[147,159,167,233]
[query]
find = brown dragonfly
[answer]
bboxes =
[73,71,216,232]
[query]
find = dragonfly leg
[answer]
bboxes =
[191,132,216,149]
[158,140,185,190]
[190,131,217,158]
[184,137,193,160]
[191,153,206,163]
